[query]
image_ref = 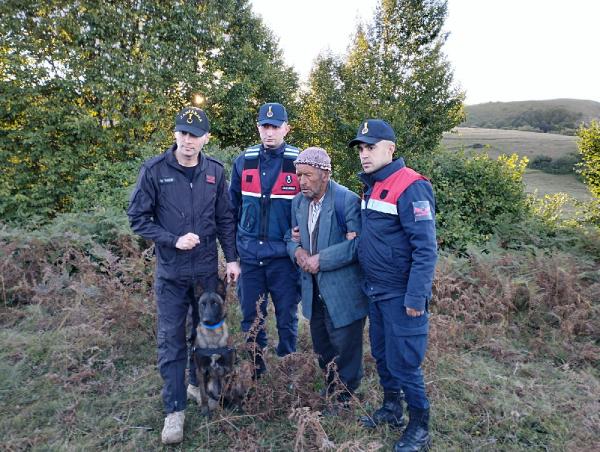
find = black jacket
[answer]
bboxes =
[128,145,237,280]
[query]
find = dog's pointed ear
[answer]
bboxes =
[216,278,227,300]
[194,281,205,300]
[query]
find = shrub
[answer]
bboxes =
[528,153,581,174]
[412,150,529,251]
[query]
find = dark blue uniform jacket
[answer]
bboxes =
[358,158,437,313]
[127,145,237,280]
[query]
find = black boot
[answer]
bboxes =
[360,391,404,429]
[246,347,267,380]
[393,407,431,452]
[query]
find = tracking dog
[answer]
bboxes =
[192,278,239,414]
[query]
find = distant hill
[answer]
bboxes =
[463,99,600,135]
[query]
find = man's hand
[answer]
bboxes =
[345,231,357,240]
[175,233,200,250]
[406,307,425,317]
[226,261,241,283]
[291,226,301,243]
[304,254,320,274]
[295,247,310,268]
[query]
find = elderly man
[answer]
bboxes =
[286,147,368,403]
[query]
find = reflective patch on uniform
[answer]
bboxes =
[413,201,432,221]
[367,198,398,215]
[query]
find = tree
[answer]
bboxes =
[297,0,464,190]
[577,120,600,199]
[0,0,298,222]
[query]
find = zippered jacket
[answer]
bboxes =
[128,145,237,280]
[358,158,437,314]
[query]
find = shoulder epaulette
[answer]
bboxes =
[283,146,299,159]
[244,145,261,160]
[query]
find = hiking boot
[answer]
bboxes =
[161,410,185,445]
[393,407,431,452]
[360,391,404,429]
[187,384,203,404]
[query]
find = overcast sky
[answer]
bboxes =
[250,0,600,105]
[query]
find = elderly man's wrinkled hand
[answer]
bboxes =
[295,247,310,268]
[304,254,320,274]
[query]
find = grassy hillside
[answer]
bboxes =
[442,127,592,204]
[463,99,600,135]
[1,222,599,450]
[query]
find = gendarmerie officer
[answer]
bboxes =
[128,106,240,445]
[349,119,437,452]
[229,102,301,375]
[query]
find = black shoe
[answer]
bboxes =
[394,407,431,452]
[360,391,404,429]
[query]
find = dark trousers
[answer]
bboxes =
[310,284,365,393]
[155,274,216,414]
[239,258,300,356]
[368,295,430,410]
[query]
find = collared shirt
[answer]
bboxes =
[308,191,327,254]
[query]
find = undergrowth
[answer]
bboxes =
[0,223,598,450]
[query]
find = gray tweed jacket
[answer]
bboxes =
[286,180,368,328]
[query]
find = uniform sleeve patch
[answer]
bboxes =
[412,201,432,221]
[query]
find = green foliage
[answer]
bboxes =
[577,120,600,198]
[528,152,582,174]
[296,0,464,192]
[412,150,529,250]
[0,0,297,223]
[577,120,600,226]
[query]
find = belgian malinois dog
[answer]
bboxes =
[192,278,236,414]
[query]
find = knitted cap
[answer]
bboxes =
[294,147,332,171]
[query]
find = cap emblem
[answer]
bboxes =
[266,105,274,118]
[362,122,369,134]
[181,108,203,124]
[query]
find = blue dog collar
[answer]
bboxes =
[201,319,224,330]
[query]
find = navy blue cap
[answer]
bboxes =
[174,106,210,137]
[348,119,396,147]
[257,103,288,126]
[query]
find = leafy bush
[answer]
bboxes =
[412,150,529,250]
[528,153,581,174]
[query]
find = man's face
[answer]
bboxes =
[357,140,395,174]
[174,131,209,161]
[296,164,330,200]
[257,123,290,149]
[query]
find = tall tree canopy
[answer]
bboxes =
[0,0,298,221]
[297,0,464,190]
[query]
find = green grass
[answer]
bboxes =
[442,127,579,161]
[442,127,593,206]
